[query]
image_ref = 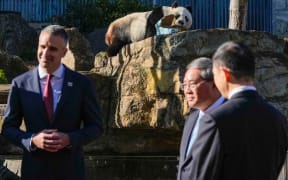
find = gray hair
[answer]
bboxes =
[186,57,213,81]
[41,25,68,47]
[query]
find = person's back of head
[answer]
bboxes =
[212,41,255,83]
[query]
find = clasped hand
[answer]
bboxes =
[32,129,71,152]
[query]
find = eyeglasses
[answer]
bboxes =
[180,80,207,91]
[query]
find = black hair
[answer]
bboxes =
[212,41,255,80]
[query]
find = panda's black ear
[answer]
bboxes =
[172,1,178,8]
[186,6,192,14]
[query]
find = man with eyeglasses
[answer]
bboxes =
[189,41,288,180]
[177,57,225,180]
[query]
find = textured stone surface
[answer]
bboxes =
[1,155,287,180]
[1,29,288,154]
[62,27,94,71]
[0,50,28,82]
[1,28,288,179]
[0,155,178,180]
[0,85,9,103]
[0,11,37,60]
[85,28,108,55]
[94,28,288,130]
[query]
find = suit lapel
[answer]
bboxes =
[180,110,199,162]
[180,97,227,167]
[53,67,74,122]
[28,68,41,95]
[27,68,50,126]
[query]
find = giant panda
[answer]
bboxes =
[105,2,192,57]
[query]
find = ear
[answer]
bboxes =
[186,6,192,14]
[160,15,175,27]
[172,1,178,8]
[222,67,232,81]
[62,47,68,57]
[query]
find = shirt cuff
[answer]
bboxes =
[29,134,37,151]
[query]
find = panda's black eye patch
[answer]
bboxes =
[175,14,180,19]
[185,16,189,22]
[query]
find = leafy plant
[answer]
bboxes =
[53,0,152,33]
[0,69,8,84]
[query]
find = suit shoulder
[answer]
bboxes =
[12,69,35,83]
[262,101,286,121]
[205,100,237,122]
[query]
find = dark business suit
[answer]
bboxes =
[177,109,199,180]
[178,98,225,180]
[1,65,103,180]
[184,90,288,180]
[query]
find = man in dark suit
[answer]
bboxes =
[190,41,288,180]
[1,25,103,180]
[177,57,225,180]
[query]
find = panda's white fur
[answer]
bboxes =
[105,12,151,45]
[105,4,192,57]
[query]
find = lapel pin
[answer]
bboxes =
[67,82,73,87]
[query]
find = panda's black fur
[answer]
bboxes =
[105,3,192,57]
[144,6,166,38]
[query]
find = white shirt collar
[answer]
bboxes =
[228,85,256,99]
[38,64,65,79]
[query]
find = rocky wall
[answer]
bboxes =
[1,28,288,179]
[93,29,288,130]
[0,11,37,59]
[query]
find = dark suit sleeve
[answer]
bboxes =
[1,80,33,151]
[68,77,103,148]
[189,113,222,180]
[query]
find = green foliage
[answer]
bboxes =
[0,69,8,84]
[53,0,152,33]
[54,2,102,33]
[100,0,152,24]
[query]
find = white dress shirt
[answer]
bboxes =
[38,64,64,112]
[30,65,65,151]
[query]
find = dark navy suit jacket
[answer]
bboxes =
[1,65,103,180]
[177,109,199,180]
[177,98,226,180]
[179,90,287,180]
